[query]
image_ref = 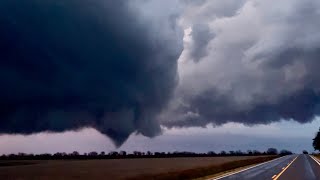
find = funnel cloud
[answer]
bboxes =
[1,0,320,147]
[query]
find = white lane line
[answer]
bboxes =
[310,155,320,166]
[272,175,277,179]
[208,156,288,180]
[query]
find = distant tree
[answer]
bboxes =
[133,151,142,156]
[267,148,278,155]
[220,151,227,156]
[109,151,119,156]
[88,151,98,156]
[29,153,35,158]
[313,128,320,151]
[0,154,6,160]
[303,150,309,154]
[100,151,105,156]
[207,151,216,156]
[279,150,293,156]
[253,150,262,155]
[235,150,244,156]
[53,152,63,157]
[18,152,26,157]
[71,151,79,156]
[120,151,127,156]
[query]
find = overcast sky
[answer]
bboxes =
[1,0,320,154]
[1,118,319,154]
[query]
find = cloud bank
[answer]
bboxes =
[161,0,320,128]
[0,0,183,146]
[1,0,320,146]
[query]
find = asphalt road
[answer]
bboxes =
[211,154,320,180]
[277,155,320,180]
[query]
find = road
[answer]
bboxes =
[211,154,320,180]
[277,155,320,180]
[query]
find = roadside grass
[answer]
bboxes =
[129,156,277,180]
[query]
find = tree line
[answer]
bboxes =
[314,128,320,151]
[0,148,292,160]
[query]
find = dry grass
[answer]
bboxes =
[0,156,274,180]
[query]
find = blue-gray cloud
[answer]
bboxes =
[0,0,183,146]
[2,0,320,148]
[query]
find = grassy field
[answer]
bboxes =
[0,156,275,180]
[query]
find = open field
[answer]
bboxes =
[0,156,275,180]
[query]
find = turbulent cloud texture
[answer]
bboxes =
[1,0,320,146]
[0,0,183,146]
[161,0,320,127]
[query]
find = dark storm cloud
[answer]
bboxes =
[163,89,320,128]
[0,0,183,146]
[2,0,320,148]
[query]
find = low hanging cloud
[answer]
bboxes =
[161,0,320,128]
[0,0,183,146]
[1,0,320,147]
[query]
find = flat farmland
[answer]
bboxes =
[0,156,274,180]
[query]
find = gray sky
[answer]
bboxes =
[1,118,318,154]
